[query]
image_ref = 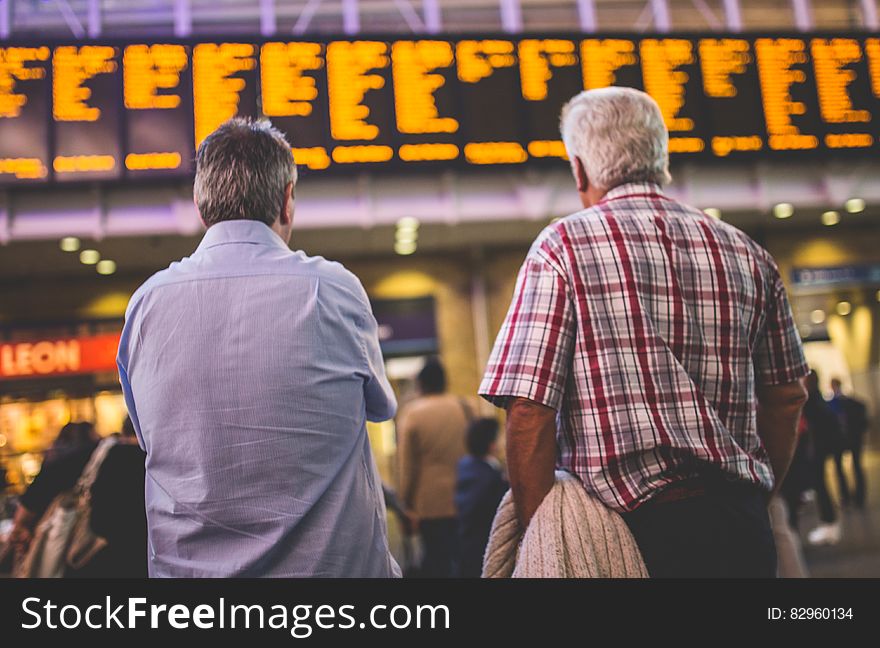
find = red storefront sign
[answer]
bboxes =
[0,332,121,380]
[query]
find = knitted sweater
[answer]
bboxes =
[482,471,648,578]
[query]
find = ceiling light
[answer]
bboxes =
[810,309,826,324]
[79,249,100,265]
[59,236,80,252]
[395,231,418,244]
[396,217,420,231]
[773,203,794,219]
[821,210,840,226]
[836,301,852,316]
[844,198,865,213]
[394,240,417,256]
[96,259,116,275]
[704,208,721,219]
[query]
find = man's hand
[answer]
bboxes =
[757,379,809,496]
[505,397,558,528]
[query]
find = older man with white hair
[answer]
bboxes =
[480,87,810,577]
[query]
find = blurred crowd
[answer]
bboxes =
[1,419,147,577]
[1,358,871,579]
[780,372,869,549]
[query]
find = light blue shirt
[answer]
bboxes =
[117,220,400,577]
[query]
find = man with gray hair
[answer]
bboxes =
[117,118,400,577]
[480,87,810,577]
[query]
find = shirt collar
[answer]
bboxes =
[195,220,290,253]
[599,181,666,204]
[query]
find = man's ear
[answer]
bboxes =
[573,156,590,194]
[193,196,207,228]
[279,182,294,226]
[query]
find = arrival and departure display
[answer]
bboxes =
[2,33,880,184]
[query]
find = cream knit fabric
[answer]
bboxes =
[482,471,648,578]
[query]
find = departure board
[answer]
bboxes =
[52,45,122,182]
[0,46,50,183]
[2,32,880,185]
[698,38,766,156]
[754,38,823,151]
[260,41,331,170]
[123,43,193,178]
[520,38,580,160]
[192,42,258,149]
[810,37,876,149]
[325,40,396,165]
[391,39,459,164]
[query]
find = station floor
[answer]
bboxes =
[798,439,880,577]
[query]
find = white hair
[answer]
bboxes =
[560,87,671,192]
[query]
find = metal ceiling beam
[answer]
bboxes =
[650,0,672,32]
[87,0,101,38]
[722,0,743,31]
[342,0,360,35]
[52,0,85,38]
[260,0,277,36]
[861,0,879,30]
[0,0,10,40]
[423,0,442,33]
[577,0,597,32]
[691,0,722,30]
[293,0,323,35]
[7,161,880,242]
[174,0,192,37]
[791,0,813,31]
[392,0,425,32]
[499,0,523,33]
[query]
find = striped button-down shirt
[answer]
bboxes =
[118,220,400,577]
[480,182,809,512]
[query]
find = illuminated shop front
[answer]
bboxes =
[0,328,128,493]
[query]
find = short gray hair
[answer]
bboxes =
[560,87,671,192]
[194,118,297,227]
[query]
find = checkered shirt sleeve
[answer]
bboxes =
[479,243,575,411]
[753,262,810,385]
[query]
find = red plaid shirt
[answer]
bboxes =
[480,182,809,512]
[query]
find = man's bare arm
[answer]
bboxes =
[505,397,557,528]
[756,379,808,495]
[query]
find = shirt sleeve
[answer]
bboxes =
[753,262,810,386]
[479,246,575,410]
[353,283,397,422]
[116,293,146,451]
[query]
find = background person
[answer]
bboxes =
[397,358,469,577]
[71,417,147,578]
[480,87,809,578]
[779,415,813,531]
[454,417,508,578]
[117,118,399,578]
[8,422,99,559]
[829,377,869,509]
[804,371,844,546]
